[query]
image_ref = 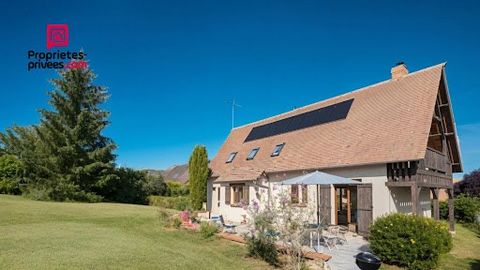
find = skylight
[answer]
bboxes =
[226,152,237,163]
[247,148,260,160]
[271,143,285,157]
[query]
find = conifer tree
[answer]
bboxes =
[188,145,209,210]
[33,66,118,200]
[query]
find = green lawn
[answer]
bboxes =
[380,223,480,270]
[0,195,270,270]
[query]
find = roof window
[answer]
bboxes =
[246,148,260,160]
[226,152,237,163]
[271,143,285,157]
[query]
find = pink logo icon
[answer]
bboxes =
[46,24,69,49]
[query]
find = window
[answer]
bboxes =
[271,143,285,157]
[226,152,237,163]
[291,184,308,205]
[246,147,260,160]
[291,185,299,203]
[230,184,249,207]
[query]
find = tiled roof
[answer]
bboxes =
[210,63,445,182]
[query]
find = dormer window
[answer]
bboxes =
[271,143,285,157]
[246,147,260,160]
[226,152,237,163]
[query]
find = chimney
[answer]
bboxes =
[391,62,408,80]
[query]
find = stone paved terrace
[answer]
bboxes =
[322,235,370,270]
[230,223,371,270]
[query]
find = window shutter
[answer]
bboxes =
[302,185,308,203]
[291,185,299,203]
[225,186,231,205]
[243,186,249,203]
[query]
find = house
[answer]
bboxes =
[207,63,462,235]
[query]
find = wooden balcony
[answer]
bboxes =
[419,148,452,175]
[386,149,453,188]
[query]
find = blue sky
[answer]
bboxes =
[0,1,479,177]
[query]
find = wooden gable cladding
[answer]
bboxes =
[436,71,462,172]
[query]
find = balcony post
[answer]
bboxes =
[411,183,421,215]
[448,188,455,232]
[431,188,440,220]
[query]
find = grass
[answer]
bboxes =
[380,223,480,270]
[0,195,271,270]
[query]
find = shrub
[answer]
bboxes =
[144,174,167,196]
[166,181,189,197]
[454,169,480,196]
[439,194,480,223]
[439,200,448,220]
[171,216,182,229]
[370,213,452,270]
[199,221,218,238]
[23,185,52,201]
[157,208,179,228]
[453,195,480,223]
[99,168,148,204]
[0,154,24,195]
[246,235,278,266]
[149,195,190,211]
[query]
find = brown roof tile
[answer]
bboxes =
[210,63,445,182]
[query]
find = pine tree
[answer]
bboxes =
[33,67,117,200]
[188,145,209,210]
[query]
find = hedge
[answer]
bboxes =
[439,194,480,223]
[149,195,190,211]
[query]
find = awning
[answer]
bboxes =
[280,170,360,185]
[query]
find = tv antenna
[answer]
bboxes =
[226,99,242,129]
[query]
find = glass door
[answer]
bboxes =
[335,186,357,225]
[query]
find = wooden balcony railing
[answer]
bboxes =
[419,148,452,175]
[386,149,453,188]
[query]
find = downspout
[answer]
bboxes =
[317,184,320,226]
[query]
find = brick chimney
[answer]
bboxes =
[391,62,408,80]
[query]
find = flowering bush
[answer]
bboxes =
[272,189,315,270]
[245,199,278,265]
[245,187,315,270]
[179,210,190,223]
[370,213,452,270]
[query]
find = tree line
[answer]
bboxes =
[0,64,208,208]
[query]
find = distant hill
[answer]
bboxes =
[145,164,189,184]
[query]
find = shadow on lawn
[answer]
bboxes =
[469,259,480,270]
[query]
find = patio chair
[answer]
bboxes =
[212,215,237,234]
[321,233,338,251]
[328,225,348,245]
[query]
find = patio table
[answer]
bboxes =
[305,224,322,250]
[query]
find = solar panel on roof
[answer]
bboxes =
[244,98,354,142]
